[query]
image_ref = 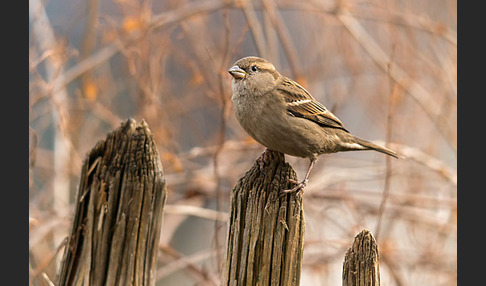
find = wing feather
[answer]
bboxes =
[278,78,349,132]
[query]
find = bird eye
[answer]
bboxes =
[251,65,258,72]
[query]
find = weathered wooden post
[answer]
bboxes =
[222,150,305,286]
[57,118,167,286]
[342,229,380,286]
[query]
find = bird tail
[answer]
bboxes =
[352,137,401,159]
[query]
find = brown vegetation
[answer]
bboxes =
[29,0,456,285]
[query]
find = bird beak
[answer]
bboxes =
[228,65,246,79]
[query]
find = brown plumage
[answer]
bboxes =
[228,56,400,193]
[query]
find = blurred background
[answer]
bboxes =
[29,0,456,285]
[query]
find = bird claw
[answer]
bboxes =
[288,178,300,184]
[280,179,308,196]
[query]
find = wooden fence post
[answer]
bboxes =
[57,118,167,286]
[342,229,380,286]
[222,150,305,286]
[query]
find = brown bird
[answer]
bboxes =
[228,56,400,194]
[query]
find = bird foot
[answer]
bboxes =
[280,179,308,196]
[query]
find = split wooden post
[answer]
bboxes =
[222,150,305,286]
[57,118,167,286]
[342,229,380,286]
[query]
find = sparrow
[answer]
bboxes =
[228,56,400,194]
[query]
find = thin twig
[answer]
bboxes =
[30,238,67,284]
[210,7,232,273]
[30,0,72,220]
[239,0,268,58]
[164,204,228,222]
[375,47,397,241]
[157,245,221,285]
[261,0,302,79]
[373,140,456,186]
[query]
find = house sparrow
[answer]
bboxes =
[228,56,400,194]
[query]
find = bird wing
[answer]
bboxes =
[277,78,349,132]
